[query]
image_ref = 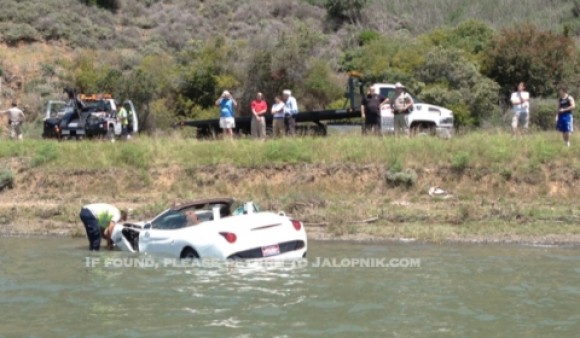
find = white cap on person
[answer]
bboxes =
[222,90,231,97]
[395,82,405,89]
[283,90,291,96]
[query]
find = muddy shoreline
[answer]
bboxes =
[2,226,579,247]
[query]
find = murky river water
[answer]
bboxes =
[0,238,579,337]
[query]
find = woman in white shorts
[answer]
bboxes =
[510,82,530,136]
[215,90,237,138]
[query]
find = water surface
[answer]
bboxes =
[0,238,578,337]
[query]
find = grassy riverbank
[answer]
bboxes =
[1,131,579,244]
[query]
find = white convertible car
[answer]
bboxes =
[111,198,307,259]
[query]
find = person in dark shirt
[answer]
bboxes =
[361,86,388,135]
[556,85,576,147]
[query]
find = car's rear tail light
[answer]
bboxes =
[219,232,237,243]
[291,220,302,231]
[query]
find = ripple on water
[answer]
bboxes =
[1,238,580,337]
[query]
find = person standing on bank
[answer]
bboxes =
[282,90,298,136]
[271,96,286,137]
[556,85,575,147]
[250,92,268,139]
[117,104,129,140]
[1,101,25,141]
[510,82,530,137]
[361,86,388,135]
[79,203,127,251]
[392,83,414,136]
[215,90,237,139]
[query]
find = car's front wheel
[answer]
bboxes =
[180,247,199,259]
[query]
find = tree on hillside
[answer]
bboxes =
[482,24,575,99]
[173,38,240,119]
[241,24,327,114]
[421,20,494,59]
[302,59,343,110]
[81,0,121,13]
[121,54,175,130]
[417,47,500,126]
[325,0,368,26]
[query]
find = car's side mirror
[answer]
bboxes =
[144,223,151,230]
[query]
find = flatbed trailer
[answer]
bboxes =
[176,75,366,138]
[178,108,362,138]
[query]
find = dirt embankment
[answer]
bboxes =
[1,160,579,244]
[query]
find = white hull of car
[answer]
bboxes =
[111,210,307,260]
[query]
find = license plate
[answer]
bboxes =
[261,244,280,257]
[61,130,70,135]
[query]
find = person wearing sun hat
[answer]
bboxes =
[392,82,414,136]
[215,90,238,139]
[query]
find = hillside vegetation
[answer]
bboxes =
[0,0,579,132]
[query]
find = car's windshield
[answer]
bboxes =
[150,202,233,230]
[47,102,69,118]
[83,100,112,113]
[151,209,194,230]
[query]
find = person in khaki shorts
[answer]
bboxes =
[1,101,25,141]
[392,83,414,136]
[271,96,286,137]
[250,92,268,139]
[510,82,530,137]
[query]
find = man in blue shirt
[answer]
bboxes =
[215,90,237,139]
[283,90,298,136]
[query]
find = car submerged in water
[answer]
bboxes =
[111,198,307,259]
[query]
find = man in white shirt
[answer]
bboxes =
[282,90,298,136]
[510,82,530,136]
[1,101,25,140]
[271,96,286,137]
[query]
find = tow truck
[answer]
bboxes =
[43,93,139,140]
[177,73,454,138]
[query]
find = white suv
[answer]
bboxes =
[374,83,454,137]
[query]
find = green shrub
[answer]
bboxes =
[451,151,470,173]
[302,59,343,110]
[417,47,501,126]
[0,169,14,191]
[118,144,151,169]
[385,168,417,188]
[263,141,313,163]
[1,23,40,46]
[530,98,557,130]
[358,29,380,46]
[482,24,576,98]
[325,0,368,26]
[81,0,121,13]
[388,157,403,173]
[31,143,59,167]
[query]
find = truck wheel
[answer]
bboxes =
[107,126,115,141]
[411,123,436,136]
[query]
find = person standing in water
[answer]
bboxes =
[79,203,127,251]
